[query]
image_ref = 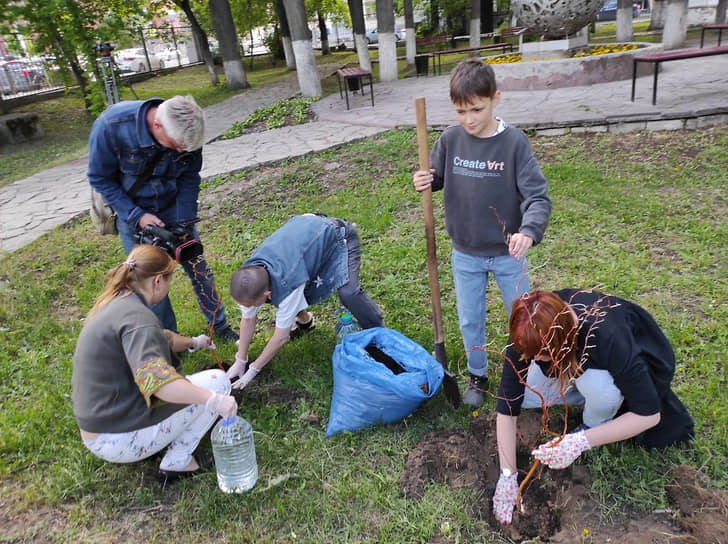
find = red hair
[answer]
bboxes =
[509,291,580,382]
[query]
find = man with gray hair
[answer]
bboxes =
[87,95,238,342]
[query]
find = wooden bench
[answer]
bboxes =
[631,46,728,105]
[700,23,728,47]
[415,34,448,50]
[336,67,374,110]
[430,43,516,75]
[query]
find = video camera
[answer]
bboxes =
[135,223,204,264]
[92,42,115,57]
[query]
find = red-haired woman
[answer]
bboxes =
[492,289,694,524]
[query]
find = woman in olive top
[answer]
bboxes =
[72,244,237,484]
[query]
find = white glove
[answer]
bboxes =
[204,393,238,418]
[231,366,259,390]
[493,470,520,525]
[531,431,591,469]
[226,354,247,381]
[188,334,215,352]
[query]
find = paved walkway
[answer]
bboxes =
[1,52,727,255]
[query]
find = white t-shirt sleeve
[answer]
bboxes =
[238,303,261,319]
[275,284,308,329]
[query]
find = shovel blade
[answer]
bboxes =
[433,342,461,407]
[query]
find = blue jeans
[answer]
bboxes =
[117,218,228,333]
[337,220,384,329]
[451,248,529,377]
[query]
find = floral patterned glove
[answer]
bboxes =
[493,470,519,525]
[531,430,591,469]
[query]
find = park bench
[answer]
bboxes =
[430,42,516,75]
[415,34,449,50]
[413,35,449,76]
[336,67,374,110]
[700,23,728,47]
[631,46,728,105]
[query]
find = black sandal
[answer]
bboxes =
[290,314,316,339]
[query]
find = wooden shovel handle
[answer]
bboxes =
[415,97,445,346]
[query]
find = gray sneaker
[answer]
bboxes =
[463,374,489,408]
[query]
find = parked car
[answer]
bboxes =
[365,28,405,44]
[114,48,164,72]
[158,47,188,67]
[0,59,47,94]
[596,1,641,21]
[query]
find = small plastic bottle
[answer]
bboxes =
[211,416,258,493]
[334,308,362,343]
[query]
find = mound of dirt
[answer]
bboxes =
[666,464,728,543]
[399,411,728,542]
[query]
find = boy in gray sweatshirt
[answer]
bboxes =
[412,57,552,408]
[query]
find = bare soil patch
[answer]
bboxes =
[399,411,728,542]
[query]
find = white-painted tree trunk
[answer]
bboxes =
[291,40,322,97]
[616,0,635,42]
[406,31,416,65]
[223,60,248,88]
[354,34,372,72]
[662,0,688,50]
[650,0,667,30]
[378,32,398,82]
[470,18,481,48]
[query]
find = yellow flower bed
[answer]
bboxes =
[485,43,639,64]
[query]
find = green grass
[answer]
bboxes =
[1,124,726,541]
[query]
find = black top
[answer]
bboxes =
[497,289,676,417]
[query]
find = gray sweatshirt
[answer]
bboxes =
[430,124,551,256]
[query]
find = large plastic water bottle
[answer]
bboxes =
[211,416,258,493]
[335,308,361,343]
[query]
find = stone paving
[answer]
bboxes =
[1,52,727,256]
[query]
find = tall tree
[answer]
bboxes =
[347,0,371,71]
[317,10,331,54]
[282,0,322,97]
[170,0,219,85]
[375,0,397,81]
[209,0,249,88]
[430,0,440,34]
[649,0,666,30]
[662,0,688,49]
[716,0,727,24]
[470,0,480,48]
[229,0,272,62]
[481,0,493,34]
[274,0,297,69]
[616,0,634,42]
[403,0,415,65]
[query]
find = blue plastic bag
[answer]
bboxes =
[325,327,444,437]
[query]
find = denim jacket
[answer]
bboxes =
[245,215,349,306]
[87,98,203,227]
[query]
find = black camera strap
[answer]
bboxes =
[127,148,162,198]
